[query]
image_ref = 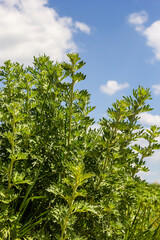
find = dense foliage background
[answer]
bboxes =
[0,53,160,239]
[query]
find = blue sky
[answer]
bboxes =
[0,0,160,183]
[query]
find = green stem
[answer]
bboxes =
[26,80,29,149]
[8,158,14,190]
[8,117,15,190]
[96,156,109,190]
[61,186,77,240]
[68,78,74,147]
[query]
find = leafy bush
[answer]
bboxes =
[0,53,160,239]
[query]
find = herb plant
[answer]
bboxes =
[0,53,160,239]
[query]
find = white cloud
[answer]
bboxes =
[143,21,160,60]
[133,135,160,162]
[147,150,160,164]
[90,123,100,130]
[139,112,160,126]
[0,0,90,65]
[128,11,160,61]
[152,84,160,95]
[100,80,129,95]
[138,170,160,183]
[132,137,148,148]
[133,131,160,183]
[75,21,91,34]
[128,10,148,25]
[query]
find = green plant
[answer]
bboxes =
[0,53,160,239]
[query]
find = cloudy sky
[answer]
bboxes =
[1,0,160,183]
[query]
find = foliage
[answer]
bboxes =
[0,53,160,239]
